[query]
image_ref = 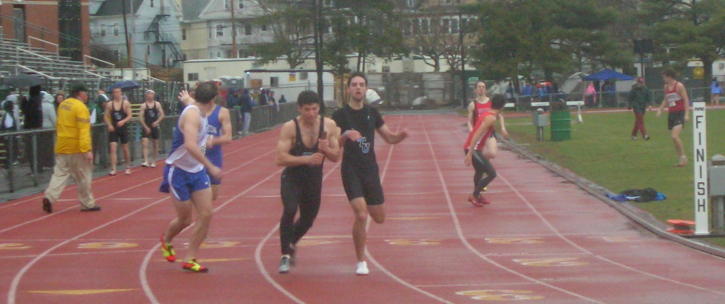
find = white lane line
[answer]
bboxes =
[421,117,603,304]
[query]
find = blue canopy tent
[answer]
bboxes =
[582,69,635,108]
[583,69,635,81]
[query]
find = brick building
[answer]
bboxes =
[0,0,90,61]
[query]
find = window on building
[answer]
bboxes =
[188,73,199,81]
[150,0,154,8]
[421,18,429,34]
[451,18,459,33]
[442,19,450,33]
[217,24,224,37]
[238,0,244,9]
[406,0,415,8]
[323,0,334,7]
[182,29,186,40]
[224,0,229,9]
[114,24,119,36]
[101,25,106,37]
[262,24,267,31]
[270,77,279,88]
[300,72,308,80]
[245,24,252,35]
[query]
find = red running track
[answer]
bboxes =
[1,114,724,304]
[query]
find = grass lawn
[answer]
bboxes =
[504,108,725,247]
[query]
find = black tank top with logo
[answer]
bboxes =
[143,102,159,126]
[283,116,325,180]
[111,100,127,127]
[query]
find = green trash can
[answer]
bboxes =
[550,110,571,141]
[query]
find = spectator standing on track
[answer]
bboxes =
[656,69,690,167]
[139,90,165,168]
[158,82,222,273]
[104,87,133,175]
[41,83,100,213]
[332,72,408,275]
[628,77,651,140]
[275,90,340,274]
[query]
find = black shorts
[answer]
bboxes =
[341,162,384,205]
[668,111,685,130]
[281,173,322,206]
[142,126,160,139]
[109,126,129,144]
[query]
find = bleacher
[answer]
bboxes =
[0,29,106,84]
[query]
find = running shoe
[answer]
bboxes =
[149,162,157,168]
[467,194,484,207]
[125,168,132,175]
[42,198,52,213]
[182,259,208,273]
[355,261,369,275]
[160,235,176,262]
[141,162,149,168]
[278,255,291,274]
[80,206,102,212]
[109,169,117,176]
[477,195,491,205]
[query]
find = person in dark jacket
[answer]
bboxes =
[628,77,651,140]
[239,89,253,135]
[22,85,43,129]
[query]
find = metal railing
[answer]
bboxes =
[83,54,116,69]
[14,64,59,80]
[0,103,297,195]
[27,36,59,58]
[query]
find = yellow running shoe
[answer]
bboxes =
[182,259,209,273]
[160,235,176,262]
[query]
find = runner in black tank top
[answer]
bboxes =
[279,116,324,264]
[142,101,160,139]
[275,90,341,274]
[109,99,129,143]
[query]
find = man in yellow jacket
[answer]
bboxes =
[42,84,100,213]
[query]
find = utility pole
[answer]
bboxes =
[121,0,133,69]
[314,0,324,104]
[459,10,466,108]
[231,0,238,58]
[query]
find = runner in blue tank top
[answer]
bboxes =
[158,82,222,273]
[205,98,232,201]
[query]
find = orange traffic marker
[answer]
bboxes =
[666,219,695,235]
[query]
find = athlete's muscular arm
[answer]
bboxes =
[678,82,690,122]
[467,101,475,132]
[276,121,324,167]
[318,118,341,162]
[181,107,221,179]
[209,107,232,147]
[465,115,497,167]
[153,101,165,127]
[104,102,114,132]
[377,124,408,144]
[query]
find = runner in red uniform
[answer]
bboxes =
[466,81,509,160]
[464,95,506,206]
[656,69,690,167]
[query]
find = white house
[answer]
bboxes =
[180,0,273,60]
[91,0,184,67]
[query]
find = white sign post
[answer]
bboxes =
[692,102,709,235]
